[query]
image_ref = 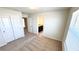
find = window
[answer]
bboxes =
[74,15,79,30]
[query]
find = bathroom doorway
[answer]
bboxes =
[37,16,44,35]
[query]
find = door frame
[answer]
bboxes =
[22,17,28,32]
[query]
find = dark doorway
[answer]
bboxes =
[38,25,43,32]
[37,16,44,33]
[23,17,28,34]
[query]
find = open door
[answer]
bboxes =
[27,17,33,33]
[22,17,28,34]
[37,16,44,33]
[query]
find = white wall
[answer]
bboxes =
[22,13,28,17]
[0,8,22,16]
[63,7,79,51]
[29,10,69,41]
[43,11,69,41]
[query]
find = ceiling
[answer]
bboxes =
[6,7,70,14]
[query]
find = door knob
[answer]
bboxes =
[3,31,5,32]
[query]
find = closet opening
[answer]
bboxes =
[22,17,28,34]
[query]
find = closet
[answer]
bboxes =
[0,18,6,46]
[10,16,24,39]
[0,8,25,47]
[0,16,24,47]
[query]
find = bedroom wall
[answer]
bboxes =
[29,10,69,41]
[42,11,69,41]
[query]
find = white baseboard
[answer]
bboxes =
[43,34,62,41]
[0,43,7,47]
[63,41,68,51]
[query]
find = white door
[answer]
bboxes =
[0,18,6,46]
[28,18,33,33]
[10,16,24,39]
[1,16,14,42]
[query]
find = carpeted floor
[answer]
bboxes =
[0,32,62,51]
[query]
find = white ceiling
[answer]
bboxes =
[6,7,70,14]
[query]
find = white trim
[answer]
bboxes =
[0,43,7,47]
[43,34,62,41]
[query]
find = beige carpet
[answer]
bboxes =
[0,32,62,51]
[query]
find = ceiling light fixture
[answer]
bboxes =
[29,7,38,10]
